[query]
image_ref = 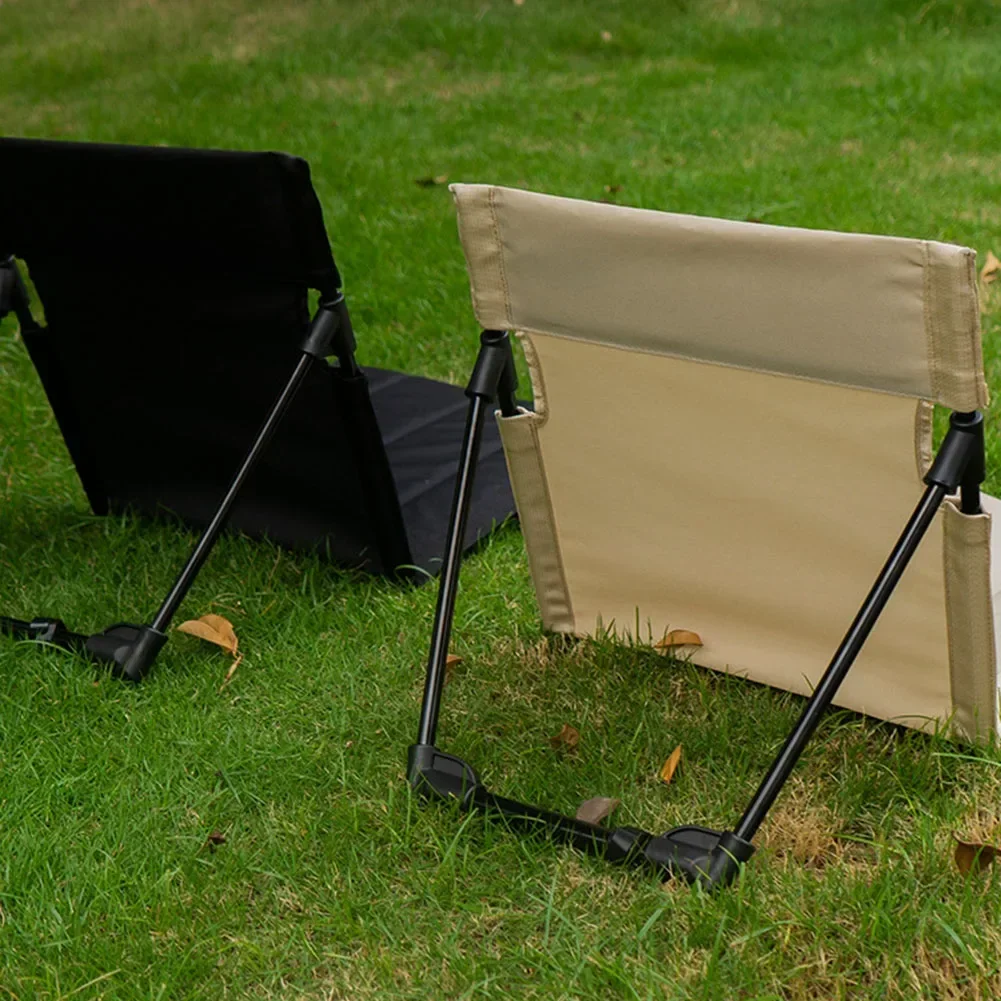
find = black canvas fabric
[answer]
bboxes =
[367,369,511,573]
[1,137,513,576]
[1,137,340,293]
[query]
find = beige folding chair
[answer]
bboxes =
[408,184,997,890]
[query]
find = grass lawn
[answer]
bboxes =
[3,0,1001,997]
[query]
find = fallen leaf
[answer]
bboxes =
[604,184,622,194]
[576,796,621,825]
[415,174,449,187]
[652,630,703,653]
[659,744,682,785]
[205,830,227,852]
[177,614,239,656]
[218,652,244,693]
[600,30,612,42]
[549,723,580,753]
[954,833,1000,875]
[513,0,525,5]
[980,250,1001,286]
[445,652,463,683]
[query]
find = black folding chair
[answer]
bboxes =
[0,139,514,681]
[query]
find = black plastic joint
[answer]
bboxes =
[24,617,79,645]
[301,295,356,362]
[644,825,755,890]
[466,330,518,414]
[407,743,481,808]
[925,411,985,492]
[85,624,168,683]
[605,825,652,863]
[694,831,756,891]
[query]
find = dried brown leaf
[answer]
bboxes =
[652,630,703,653]
[444,653,463,683]
[980,250,1001,286]
[177,614,239,656]
[953,833,1000,875]
[415,174,449,187]
[659,744,682,785]
[575,796,621,825]
[549,723,580,753]
[205,830,227,852]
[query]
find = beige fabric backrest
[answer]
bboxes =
[452,184,1000,742]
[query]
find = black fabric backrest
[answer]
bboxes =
[1,137,340,292]
[1,138,410,573]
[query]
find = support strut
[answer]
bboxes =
[1,281,357,681]
[409,401,986,889]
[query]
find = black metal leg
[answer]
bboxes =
[409,331,518,799]
[409,477,955,889]
[150,351,315,632]
[732,481,947,842]
[414,329,518,747]
[416,395,489,747]
[3,295,355,681]
[731,410,986,842]
[409,406,987,891]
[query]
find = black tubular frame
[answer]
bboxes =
[0,255,357,681]
[409,341,987,889]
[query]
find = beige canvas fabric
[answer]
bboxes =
[456,184,999,741]
[454,184,987,412]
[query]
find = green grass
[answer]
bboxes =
[3,0,1001,997]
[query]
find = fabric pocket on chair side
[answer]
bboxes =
[496,409,574,633]
[942,496,1000,742]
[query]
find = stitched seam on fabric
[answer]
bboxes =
[487,186,514,329]
[943,503,997,741]
[498,412,574,632]
[396,437,506,508]
[961,251,975,380]
[973,510,998,735]
[922,241,943,404]
[515,323,935,404]
[379,397,468,448]
[529,415,575,631]
[982,508,999,733]
[517,331,550,424]
[942,506,964,736]
[963,249,989,407]
[913,400,934,481]
[959,250,975,399]
[453,190,485,324]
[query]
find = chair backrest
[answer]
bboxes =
[453,183,997,740]
[1,138,411,573]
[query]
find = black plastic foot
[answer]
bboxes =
[1,616,86,648]
[645,827,755,890]
[408,743,482,808]
[0,616,166,682]
[406,743,755,888]
[85,624,168,682]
